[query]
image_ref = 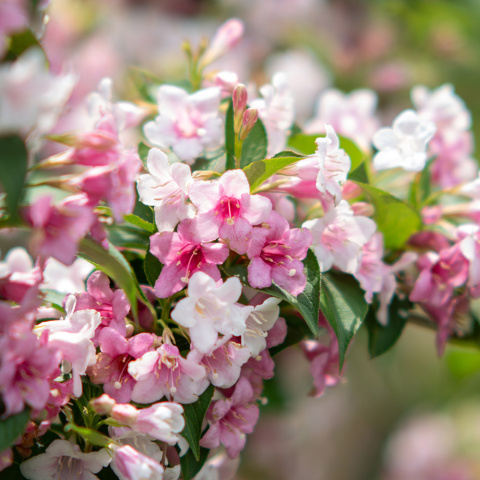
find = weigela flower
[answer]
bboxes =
[201,18,244,67]
[19,439,111,480]
[250,73,295,157]
[150,218,229,298]
[128,343,208,404]
[200,376,260,458]
[171,272,254,354]
[144,85,223,164]
[111,445,164,480]
[306,88,380,151]
[137,147,195,232]
[246,211,312,295]
[189,169,272,254]
[372,109,436,172]
[303,200,376,273]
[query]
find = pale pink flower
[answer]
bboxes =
[306,89,380,151]
[208,70,239,97]
[128,343,208,404]
[200,377,260,458]
[112,445,164,480]
[149,218,229,298]
[189,169,272,254]
[192,451,240,480]
[87,327,155,403]
[303,200,376,273]
[20,439,111,480]
[42,257,93,294]
[241,350,275,397]
[137,147,195,232]
[458,224,480,293]
[171,272,253,354]
[201,18,244,67]
[250,73,295,157]
[144,85,223,164]
[373,109,436,172]
[25,194,96,266]
[246,211,311,295]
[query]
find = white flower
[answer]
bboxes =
[20,439,111,480]
[372,109,436,172]
[137,148,195,232]
[171,272,253,354]
[42,258,93,293]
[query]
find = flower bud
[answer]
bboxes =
[233,84,248,134]
[90,394,116,415]
[239,108,258,140]
[111,404,139,425]
[201,18,244,67]
[113,445,164,480]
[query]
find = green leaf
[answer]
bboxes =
[41,289,67,313]
[272,150,304,159]
[64,424,110,447]
[225,100,236,171]
[144,249,162,288]
[366,295,411,358]
[354,182,422,250]
[408,160,432,209]
[243,156,303,193]
[320,271,369,370]
[288,133,318,155]
[179,446,210,480]
[78,238,140,318]
[240,118,267,168]
[348,161,369,184]
[0,409,30,452]
[138,142,150,166]
[182,384,214,460]
[338,135,364,171]
[123,214,154,233]
[4,30,44,62]
[0,135,28,219]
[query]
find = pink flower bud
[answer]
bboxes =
[201,18,244,67]
[111,404,139,425]
[90,394,116,415]
[351,202,374,217]
[233,84,248,134]
[113,445,164,480]
[240,108,258,140]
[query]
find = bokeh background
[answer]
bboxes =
[36,0,480,478]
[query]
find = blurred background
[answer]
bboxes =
[38,0,480,477]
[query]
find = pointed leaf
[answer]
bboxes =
[64,424,110,447]
[243,156,303,193]
[288,133,318,155]
[225,100,236,171]
[144,249,162,288]
[338,135,364,170]
[348,161,369,184]
[123,214,154,233]
[0,409,30,452]
[179,446,210,480]
[182,384,214,460]
[3,30,45,62]
[320,271,369,370]
[240,118,267,168]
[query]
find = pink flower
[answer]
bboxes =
[171,272,253,354]
[305,88,380,152]
[0,1,28,58]
[87,328,155,403]
[25,194,96,265]
[136,147,195,232]
[0,448,13,473]
[246,211,311,295]
[201,18,244,67]
[20,439,111,480]
[303,200,376,273]
[189,169,272,254]
[144,85,223,164]
[112,445,164,480]
[74,270,131,342]
[200,377,260,458]
[150,218,229,298]
[128,343,208,404]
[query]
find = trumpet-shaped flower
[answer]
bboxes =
[171,272,254,354]
[144,85,222,164]
[111,445,164,480]
[137,148,195,232]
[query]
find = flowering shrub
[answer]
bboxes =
[1,6,480,480]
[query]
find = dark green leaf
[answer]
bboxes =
[225,100,236,171]
[272,150,304,159]
[3,30,44,62]
[320,271,369,370]
[240,118,267,168]
[348,161,369,184]
[366,295,411,358]
[338,135,364,171]
[182,384,214,460]
[133,194,154,224]
[124,214,154,233]
[243,156,303,193]
[0,409,30,452]
[354,182,422,250]
[179,446,210,480]
[64,424,110,447]
[0,464,28,480]
[107,226,151,250]
[144,249,162,288]
[0,135,28,219]
[269,313,313,356]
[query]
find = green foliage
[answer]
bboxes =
[64,424,111,447]
[0,135,28,220]
[0,409,30,452]
[365,295,411,358]
[144,249,162,288]
[180,446,210,480]
[320,271,369,370]
[348,161,369,184]
[225,100,236,170]
[243,156,303,193]
[124,213,155,233]
[408,160,432,209]
[338,135,364,171]
[3,29,44,62]
[137,142,150,166]
[181,384,214,460]
[354,182,422,250]
[269,313,314,356]
[240,118,267,168]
